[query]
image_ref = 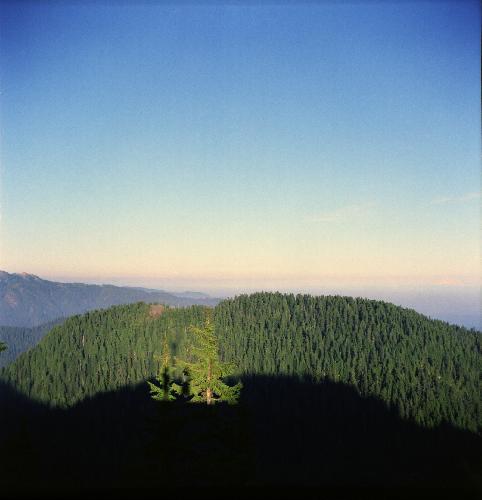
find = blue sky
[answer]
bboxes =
[0,1,480,326]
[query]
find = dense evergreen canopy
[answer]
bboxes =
[1,293,480,432]
[215,293,481,432]
[0,303,204,407]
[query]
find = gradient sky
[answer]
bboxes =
[0,2,480,316]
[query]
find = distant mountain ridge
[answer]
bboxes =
[0,271,220,327]
[128,286,211,299]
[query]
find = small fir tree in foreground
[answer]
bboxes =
[174,311,242,405]
[148,335,176,402]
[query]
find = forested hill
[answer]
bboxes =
[0,320,64,369]
[0,303,205,407]
[216,293,481,432]
[0,271,219,327]
[1,293,479,434]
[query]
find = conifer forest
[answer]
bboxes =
[1,294,480,493]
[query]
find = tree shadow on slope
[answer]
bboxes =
[0,379,251,492]
[0,376,480,493]
[238,375,481,489]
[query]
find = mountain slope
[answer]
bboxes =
[1,293,479,433]
[216,293,481,432]
[0,271,219,327]
[0,302,204,407]
[0,320,64,369]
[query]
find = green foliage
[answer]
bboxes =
[174,311,242,405]
[215,293,481,432]
[0,302,207,407]
[1,293,479,433]
[0,342,6,353]
[147,335,177,402]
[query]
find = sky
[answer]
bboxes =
[0,1,480,327]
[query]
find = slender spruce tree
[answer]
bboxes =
[174,311,242,405]
[148,334,176,402]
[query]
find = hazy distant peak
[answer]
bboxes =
[0,270,221,327]
[0,271,42,281]
[174,291,212,299]
[19,272,41,280]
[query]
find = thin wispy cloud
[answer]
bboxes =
[309,202,376,223]
[430,192,481,206]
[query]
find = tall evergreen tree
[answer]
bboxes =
[175,312,242,405]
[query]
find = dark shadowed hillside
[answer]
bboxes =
[0,376,480,491]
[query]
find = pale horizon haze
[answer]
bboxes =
[0,1,480,328]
